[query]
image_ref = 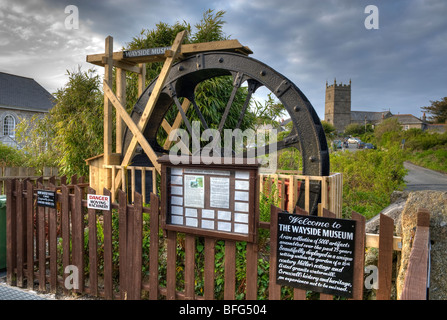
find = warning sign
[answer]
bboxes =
[87,194,111,211]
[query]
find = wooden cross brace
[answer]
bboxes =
[107,30,187,196]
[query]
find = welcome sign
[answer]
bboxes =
[276,212,356,298]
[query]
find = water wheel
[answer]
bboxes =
[122,51,329,214]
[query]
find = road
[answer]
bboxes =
[404,161,447,191]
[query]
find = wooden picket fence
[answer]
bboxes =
[0,167,60,194]
[4,178,430,300]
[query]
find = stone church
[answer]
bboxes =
[323,79,427,133]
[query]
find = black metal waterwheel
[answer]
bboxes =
[122,52,329,215]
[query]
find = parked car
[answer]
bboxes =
[333,140,342,149]
[364,143,375,149]
[347,137,360,144]
[357,141,365,149]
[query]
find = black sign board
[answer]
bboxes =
[158,155,260,243]
[37,190,56,208]
[276,212,356,298]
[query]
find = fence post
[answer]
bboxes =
[37,182,46,292]
[269,204,281,300]
[351,211,366,300]
[401,208,430,300]
[376,213,394,300]
[103,188,114,299]
[132,191,143,300]
[88,187,98,297]
[61,184,70,295]
[148,192,159,300]
[48,183,58,293]
[15,180,24,287]
[6,179,16,285]
[26,181,34,289]
[72,185,84,293]
[118,189,128,299]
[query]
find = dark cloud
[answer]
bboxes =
[0,0,445,118]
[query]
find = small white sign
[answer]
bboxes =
[87,194,110,211]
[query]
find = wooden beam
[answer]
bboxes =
[116,67,126,154]
[104,36,113,165]
[118,30,187,172]
[103,81,160,173]
[86,39,253,67]
[138,63,146,96]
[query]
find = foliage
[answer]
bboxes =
[277,148,301,171]
[0,143,26,167]
[252,93,286,126]
[406,148,447,173]
[124,9,257,151]
[421,96,447,124]
[373,117,402,147]
[321,120,336,138]
[15,114,59,169]
[330,146,407,219]
[344,122,373,136]
[15,68,103,177]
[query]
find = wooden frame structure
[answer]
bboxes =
[85,31,253,198]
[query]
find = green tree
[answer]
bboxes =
[125,9,255,148]
[421,97,447,124]
[0,143,26,167]
[373,117,402,147]
[344,123,373,136]
[17,68,104,177]
[321,120,336,139]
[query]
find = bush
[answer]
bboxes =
[0,144,27,167]
[330,146,407,219]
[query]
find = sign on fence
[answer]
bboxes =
[276,212,356,298]
[87,194,110,211]
[36,190,56,208]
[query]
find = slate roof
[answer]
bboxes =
[0,72,54,112]
[350,110,392,122]
[391,114,424,124]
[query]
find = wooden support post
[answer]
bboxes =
[116,67,126,154]
[138,63,146,96]
[114,30,187,192]
[104,36,114,165]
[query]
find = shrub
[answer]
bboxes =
[330,146,407,219]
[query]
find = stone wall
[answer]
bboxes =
[396,190,447,300]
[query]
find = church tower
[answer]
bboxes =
[324,79,351,132]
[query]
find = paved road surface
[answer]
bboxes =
[404,161,447,191]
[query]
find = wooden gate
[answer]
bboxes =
[4,178,429,300]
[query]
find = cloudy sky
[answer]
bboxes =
[0,0,446,120]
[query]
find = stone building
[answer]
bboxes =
[324,79,351,132]
[0,72,54,148]
[324,79,426,132]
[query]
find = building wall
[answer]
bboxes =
[324,80,351,132]
[0,107,47,148]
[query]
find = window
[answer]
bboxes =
[3,115,16,137]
